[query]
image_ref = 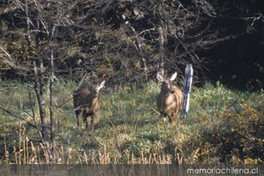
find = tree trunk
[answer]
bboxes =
[158,26,166,75]
[35,58,49,140]
[25,0,48,140]
[129,25,148,80]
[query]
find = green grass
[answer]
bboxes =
[0,80,264,164]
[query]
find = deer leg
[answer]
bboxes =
[159,111,168,124]
[160,111,166,118]
[75,110,81,129]
[90,115,95,132]
[82,113,89,131]
[168,114,173,122]
[168,112,177,125]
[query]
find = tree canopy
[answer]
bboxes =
[1,0,264,91]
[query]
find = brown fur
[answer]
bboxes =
[73,80,105,131]
[157,73,183,123]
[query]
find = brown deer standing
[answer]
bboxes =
[157,72,183,124]
[73,80,105,132]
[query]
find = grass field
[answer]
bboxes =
[0,79,264,164]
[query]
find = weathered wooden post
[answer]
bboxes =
[181,64,193,118]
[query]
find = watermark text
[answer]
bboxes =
[187,166,259,175]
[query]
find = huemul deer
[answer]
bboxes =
[73,80,105,132]
[157,72,183,123]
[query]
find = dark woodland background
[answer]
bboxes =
[1,0,264,91]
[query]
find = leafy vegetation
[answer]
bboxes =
[1,0,264,91]
[0,80,263,164]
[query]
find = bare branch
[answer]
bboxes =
[0,106,37,128]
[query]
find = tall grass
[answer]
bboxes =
[0,80,263,164]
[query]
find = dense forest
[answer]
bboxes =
[1,0,263,91]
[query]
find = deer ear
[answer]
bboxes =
[157,72,163,82]
[99,80,105,90]
[170,72,177,81]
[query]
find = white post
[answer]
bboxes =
[181,64,193,118]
